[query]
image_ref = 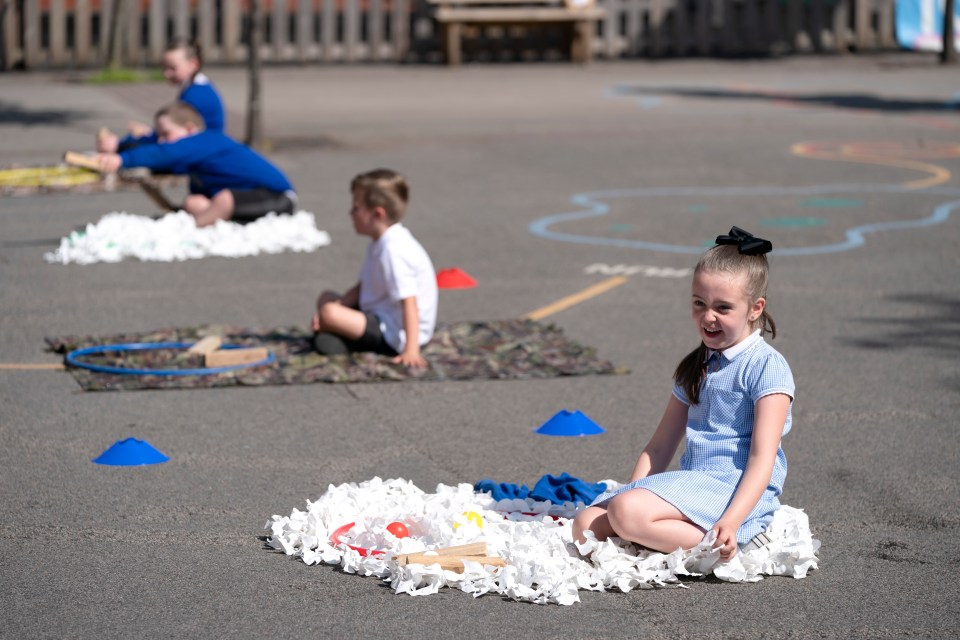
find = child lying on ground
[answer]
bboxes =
[94,101,296,227]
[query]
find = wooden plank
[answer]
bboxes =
[49,0,66,65]
[223,0,242,62]
[832,0,850,51]
[98,0,113,63]
[854,0,870,48]
[23,0,41,68]
[187,336,223,355]
[74,0,92,66]
[623,0,642,56]
[149,0,165,63]
[650,0,666,57]
[125,0,141,66]
[394,555,505,571]
[63,151,102,171]
[320,0,336,61]
[199,0,215,61]
[1,0,21,70]
[392,0,410,60]
[205,347,270,368]
[345,0,361,60]
[271,0,287,60]
[877,0,895,47]
[436,7,605,20]
[295,0,311,61]
[369,0,384,61]
[172,0,189,41]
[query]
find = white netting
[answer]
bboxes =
[44,210,330,264]
[265,477,820,605]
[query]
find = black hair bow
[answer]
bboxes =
[715,226,773,255]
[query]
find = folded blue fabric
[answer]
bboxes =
[474,473,606,505]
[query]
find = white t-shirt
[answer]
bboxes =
[358,223,438,352]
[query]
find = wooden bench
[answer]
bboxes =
[429,0,606,65]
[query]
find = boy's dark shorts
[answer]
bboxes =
[313,311,398,357]
[229,188,296,223]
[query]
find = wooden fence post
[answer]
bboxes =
[223,0,242,62]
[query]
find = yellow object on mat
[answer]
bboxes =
[0,166,100,188]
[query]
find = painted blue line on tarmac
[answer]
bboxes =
[529,184,960,256]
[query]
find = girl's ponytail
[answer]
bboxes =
[674,342,708,406]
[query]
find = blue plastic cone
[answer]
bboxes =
[93,437,169,466]
[534,410,605,437]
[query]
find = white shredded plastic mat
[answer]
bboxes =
[44,210,331,264]
[265,477,820,605]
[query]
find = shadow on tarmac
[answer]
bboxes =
[0,100,93,126]
[612,86,958,113]
[837,292,960,354]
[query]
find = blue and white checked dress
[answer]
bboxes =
[591,331,795,545]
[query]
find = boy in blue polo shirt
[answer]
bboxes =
[95,102,296,227]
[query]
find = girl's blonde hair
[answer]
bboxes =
[673,244,777,405]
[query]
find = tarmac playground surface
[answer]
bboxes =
[1,53,959,638]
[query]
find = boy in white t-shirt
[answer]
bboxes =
[311,169,438,368]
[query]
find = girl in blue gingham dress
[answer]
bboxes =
[573,228,795,561]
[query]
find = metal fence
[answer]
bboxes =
[0,0,898,70]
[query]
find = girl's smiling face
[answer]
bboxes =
[691,270,765,351]
[162,48,199,85]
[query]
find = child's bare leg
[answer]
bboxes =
[606,489,706,553]
[185,190,234,227]
[572,505,617,544]
[314,298,367,340]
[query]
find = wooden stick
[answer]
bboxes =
[432,542,488,557]
[395,555,505,572]
[205,347,269,368]
[394,542,488,566]
[187,336,222,355]
[63,151,102,172]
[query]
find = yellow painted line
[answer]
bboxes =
[0,363,66,371]
[791,142,952,190]
[522,276,629,321]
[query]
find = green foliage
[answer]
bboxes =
[87,67,164,85]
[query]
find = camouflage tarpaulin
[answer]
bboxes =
[46,320,628,392]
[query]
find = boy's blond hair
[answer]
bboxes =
[351,169,409,223]
[154,101,205,130]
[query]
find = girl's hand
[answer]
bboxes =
[712,520,740,560]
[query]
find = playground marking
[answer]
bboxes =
[790,142,952,190]
[523,276,629,321]
[529,140,960,256]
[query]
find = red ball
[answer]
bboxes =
[386,521,409,538]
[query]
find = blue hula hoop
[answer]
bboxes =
[65,341,275,376]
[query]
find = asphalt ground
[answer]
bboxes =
[1,53,959,638]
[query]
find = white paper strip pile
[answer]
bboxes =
[44,210,331,264]
[265,477,820,605]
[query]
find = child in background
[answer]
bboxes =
[94,102,295,227]
[312,169,437,368]
[573,227,794,560]
[97,38,225,153]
